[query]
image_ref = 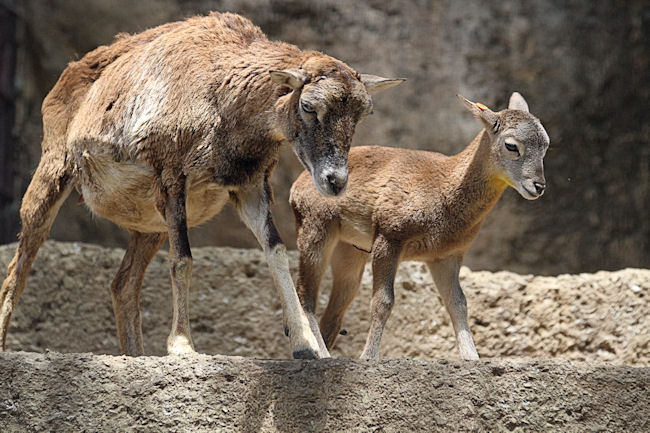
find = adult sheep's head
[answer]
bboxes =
[271,56,404,197]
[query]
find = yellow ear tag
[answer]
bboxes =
[476,102,488,111]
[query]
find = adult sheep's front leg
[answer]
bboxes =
[234,182,324,359]
[158,177,196,356]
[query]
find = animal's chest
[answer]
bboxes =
[401,206,482,260]
[78,156,229,233]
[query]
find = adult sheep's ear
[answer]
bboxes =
[508,92,529,112]
[269,69,307,89]
[457,94,501,134]
[360,74,406,94]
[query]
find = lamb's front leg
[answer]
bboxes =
[234,182,324,359]
[427,256,479,360]
[360,235,401,360]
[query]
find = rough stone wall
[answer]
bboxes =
[4,0,649,274]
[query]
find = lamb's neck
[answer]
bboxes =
[448,130,508,223]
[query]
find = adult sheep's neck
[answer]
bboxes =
[447,130,508,224]
[224,40,311,141]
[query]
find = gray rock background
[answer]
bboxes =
[1,0,648,274]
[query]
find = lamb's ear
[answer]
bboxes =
[508,92,529,112]
[270,69,307,89]
[360,74,406,94]
[457,94,500,134]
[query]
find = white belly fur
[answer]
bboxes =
[339,215,374,252]
[80,157,229,233]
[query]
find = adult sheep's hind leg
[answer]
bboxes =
[111,231,166,356]
[234,181,324,359]
[158,178,195,355]
[0,156,72,350]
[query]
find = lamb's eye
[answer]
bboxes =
[301,101,315,114]
[505,142,519,155]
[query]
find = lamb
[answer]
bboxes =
[290,92,549,359]
[0,12,404,359]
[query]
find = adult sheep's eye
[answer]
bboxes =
[505,142,519,154]
[301,101,315,114]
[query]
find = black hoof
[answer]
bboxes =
[339,329,348,336]
[293,348,318,360]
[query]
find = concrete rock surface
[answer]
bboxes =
[1,241,647,365]
[0,352,648,432]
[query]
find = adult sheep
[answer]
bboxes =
[0,12,404,359]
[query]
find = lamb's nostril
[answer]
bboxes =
[534,182,546,195]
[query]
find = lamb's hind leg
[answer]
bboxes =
[0,156,72,350]
[157,177,195,355]
[234,181,324,359]
[320,242,368,350]
[110,231,166,356]
[427,256,479,360]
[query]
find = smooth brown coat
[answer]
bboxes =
[291,93,549,359]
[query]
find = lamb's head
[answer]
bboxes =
[271,56,404,197]
[458,92,550,200]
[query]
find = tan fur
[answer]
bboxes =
[0,12,403,358]
[291,92,549,360]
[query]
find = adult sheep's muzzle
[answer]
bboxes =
[313,166,348,197]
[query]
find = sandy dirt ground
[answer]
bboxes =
[0,242,647,364]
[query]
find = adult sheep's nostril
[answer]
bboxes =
[534,182,546,195]
[325,171,347,196]
[327,174,342,195]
